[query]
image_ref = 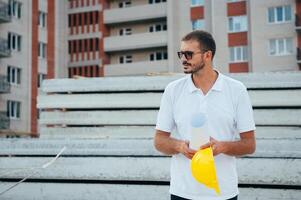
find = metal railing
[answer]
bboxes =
[0,1,11,23]
[0,37,11,57]
[0,74,10,93]
[0,111,9,130]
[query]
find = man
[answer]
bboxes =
[154,30,256,200]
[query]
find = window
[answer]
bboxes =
[7,100,21,119]
[8,32,21,51]
[191,0,204,6]
[38,42,47,58]
[119,55,132,63]
[229,46,248,62]
[149,0,166,4]
[227,0,244,2]
[7,66,21,85]
[119,1,131,8]
[149,23,167,32]
[119,28,132,36]
[38,11,47,28]
[228,15,247,32]
[269,38,293,56]
[268,5,292,23]
[8,0,22,19]
[150,51,168,61]
[38,73,46,88]
[192,19,204,30]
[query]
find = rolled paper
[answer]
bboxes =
[190,112,210,150]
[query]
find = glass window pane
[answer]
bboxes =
[16,102,20,118]
[156,52,162,60]
[17,36,21,51]
[12,35,15,49]
[17,3,21,18]
[119,56,124,63]
[228,18,233,32]
[234,20,240,32]
[17,68,21,84]
[7,67,11,82]
[241,16,247,31]
[243,46,248,60]
[278,39,284,54]
[230,48,235,61]
[268,7,274,23]
[276,6,283,22]
[237,47,242,60]
[285,38,293,54]
[12,68,15,83]
[149,26,153,32]
[155,24,161,31]
[284,5,292,21]
[150,54,154,61]
[164,52,168,59]
[6,101,9,117]
[269,39,276,55]
[11,102,15,117]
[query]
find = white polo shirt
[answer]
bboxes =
[156,71,255,200]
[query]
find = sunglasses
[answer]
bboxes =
[177,50,207,60]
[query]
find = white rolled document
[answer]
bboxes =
[190,112,210,150]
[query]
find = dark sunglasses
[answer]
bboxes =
[177,50,206,60]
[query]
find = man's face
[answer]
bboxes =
[179,40,206,74]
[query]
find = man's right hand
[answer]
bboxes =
[154,130,197,159]
[177,140,197,159]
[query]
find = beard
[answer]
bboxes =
[183,61,205,74]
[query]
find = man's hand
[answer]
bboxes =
[177,140,197,159]
[200,137,226,156]
[154,130,197,159]
[199,131,256,157]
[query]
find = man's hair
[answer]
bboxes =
[181,30,216,59]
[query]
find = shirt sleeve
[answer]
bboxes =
[235,87,256,133]
[155,85,175,133]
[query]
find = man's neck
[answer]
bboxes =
[192,67,218,95]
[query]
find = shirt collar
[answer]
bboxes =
[187,70,223,93]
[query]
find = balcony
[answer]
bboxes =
[0,37,11,58]
[0,1,11,23]
[0,75,10,93]
[104,60,169,76]
[0,111,9,130]
[104,31,168,52]
[104,3,167,24]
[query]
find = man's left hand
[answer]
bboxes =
[199,137,227,156]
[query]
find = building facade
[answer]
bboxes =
[0,0,299,134]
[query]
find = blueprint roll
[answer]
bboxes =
[190,112,210,150]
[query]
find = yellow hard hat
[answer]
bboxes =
[191,147,221,195]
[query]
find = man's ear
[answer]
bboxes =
[205,51,212,61]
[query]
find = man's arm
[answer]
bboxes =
[200,130,256,156]
[154,130,197,159]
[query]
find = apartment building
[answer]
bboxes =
[0,0,299,134]
[0,0,56,135]
[65,0,297,76]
